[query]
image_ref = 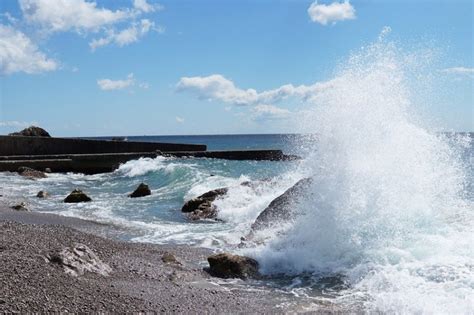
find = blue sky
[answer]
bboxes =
[0,0,472,136]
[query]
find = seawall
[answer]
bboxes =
[0,135,206,156]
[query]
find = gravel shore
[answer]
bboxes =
[0,202,319,313]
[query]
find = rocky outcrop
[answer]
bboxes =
[64,189,92,203]
[9,126,51,137]
[247,178,312,238]
[11,202,28,211]
[207,253,259,279]
[129,183,151,198]
[47,243,111,277]
[36,191,49,198]
[181,188,228,220]
[17,167,47,179]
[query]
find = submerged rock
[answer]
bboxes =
[18,166,47,179]
[129,183,151,198]
[11,202,28,211]
[207,253,259,279]
[64,189,92,203]
[9,126,51,137]
[47,243,111,277]
[181,188,228,220]
[36,191,49,198]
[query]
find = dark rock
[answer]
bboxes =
[47,243,111,277]
[248,178,312,236]
[129,183,151,198]
[64,189,92,203]
[36,191,48,198]
[9,126,51,137]
[17,167,47,179]
[207,253,259,279]
[11,202,28,211]
[181,188,228,220]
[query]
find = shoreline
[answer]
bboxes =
[0,201,334,313]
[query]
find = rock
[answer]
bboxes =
[11,202,28,211]
[181,188,228,220]
[64,189,92,203]
[9,126,51,137]
[161,252,181,265]
[247,178,313,238]
[17,166,47,179]
[47,243,111,277]
[207,253,259,279]
[36,191,48,198]
[44,168,52,173]
[128,183,151,198]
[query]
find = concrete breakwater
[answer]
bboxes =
[0,136,296,174]
[0,135,206,156]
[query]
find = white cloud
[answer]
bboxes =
[0,24,58,75]
[177,74,259,106]
[176,74,337,106]
[307,1,356,25]
[97,73,149,91]
[0,120,37,127]
[176,116,184,123]
[251,104,291,121]
[133,0,163,13]
[90,19,161,50]
[19,0,132,33]
[97,73,135,90]
[441,67,474,76]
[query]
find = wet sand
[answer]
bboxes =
[0,202,332,313]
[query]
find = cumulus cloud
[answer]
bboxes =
[97,73,149,91]
[177,74,259,105]
[307,0,356,25]
[97,73,135,90]
[19,0,131,33]
[441,67,474,76]
[133,0,163,13]
[251,104,291,121]
[175,116,184,123]
[0,24,58,75]
[176,74,337,106]
[90,19,162,50]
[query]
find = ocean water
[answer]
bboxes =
[2,32,473,313]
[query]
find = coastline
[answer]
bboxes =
[0,201,331,313]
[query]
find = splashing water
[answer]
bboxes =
[253,32,474,313]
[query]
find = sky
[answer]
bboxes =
[0,0,472,137]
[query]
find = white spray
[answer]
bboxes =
[254,29,473,313]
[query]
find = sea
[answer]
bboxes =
[1,34,473,313]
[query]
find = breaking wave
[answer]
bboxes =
[252,30,474,313]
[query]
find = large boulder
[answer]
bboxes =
[207,253,259,279]
[64,189,92,203]
[181,188,228,220]
[47,243,111,277]
[18,166,47,179]
[129,183,151,198]
[9,126,51,137]
[245,178,313,241]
